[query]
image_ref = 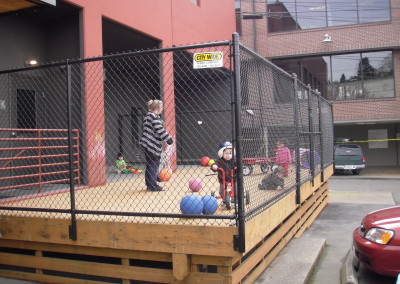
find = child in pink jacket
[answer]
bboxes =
[275,138,291,177]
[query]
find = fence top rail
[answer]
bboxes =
[0,128,78,132]
[0,40,231,75]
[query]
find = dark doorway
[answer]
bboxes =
[17,89,36,129]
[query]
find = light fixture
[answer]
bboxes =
[322,34,332,43]
[25,59,38,66]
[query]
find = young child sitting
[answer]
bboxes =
[116,153,143,174]
[210,142,236,198]
[258,165,285,190]
[116,153,128,174]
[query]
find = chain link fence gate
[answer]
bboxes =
[0,34,333,251]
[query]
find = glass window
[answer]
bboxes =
[327,0,357,27]
[272,51,394,101]
[359,51,393,98]
[267,0,298,33]
[296,0,327,29]
[359,0,390,23]
[266,0,391,33]
[331,54,362,100]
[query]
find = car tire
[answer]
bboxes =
[352,170,361,175]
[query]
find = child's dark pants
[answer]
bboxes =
[143,150,162,191]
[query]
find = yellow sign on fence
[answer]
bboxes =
[193,51,223,69]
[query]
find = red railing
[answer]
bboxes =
[0,128,80,192]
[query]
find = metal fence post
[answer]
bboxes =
[293,74,301,204]
[307,85,315,184]
[232,32,246,253]
[66,61,77,241]
[317,94,325,182]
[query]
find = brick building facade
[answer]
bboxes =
[238,0,400,166]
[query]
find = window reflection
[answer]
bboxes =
[267,0,298,32]
[331,54,362,100]
[327,0,357,27]
[296,0,327,29]
[360,51,394,98]
[359,0,391,23]
[272,51,394,101]
[267,0,390,33]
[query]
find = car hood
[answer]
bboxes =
[363,206,400,245]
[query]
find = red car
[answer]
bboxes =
[353,206,400,277]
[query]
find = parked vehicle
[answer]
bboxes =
[353,206,400,277]
[334,143,365,175]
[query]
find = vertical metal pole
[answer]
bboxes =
[307,85,315,184]
[252,0,257,52]
[67,62,77,241]
[330,102,335,164]
[293,74,301,204]
[317,94,325,182]
[233,32,246,253]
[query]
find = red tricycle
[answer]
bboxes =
[242,156,278,176]
[211,167,250,210]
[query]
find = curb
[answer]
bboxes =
[340,248,358,284]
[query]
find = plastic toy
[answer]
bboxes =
[201,195,218,214]
[158,168,172,181]
[200,156,211,166]
[211,167,250,210]
[180,195,204,215]
[189,178,202,192]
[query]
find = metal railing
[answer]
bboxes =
[0,128,80,193]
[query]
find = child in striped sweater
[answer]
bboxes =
[139,100,173,191]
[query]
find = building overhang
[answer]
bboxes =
[0,0,55,15]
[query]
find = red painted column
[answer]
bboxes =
[81,6,106,186]
[162,53,177,172]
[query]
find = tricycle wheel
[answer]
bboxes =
[243,165,253,176]
[260,163,270,173]
[225,194,231,210]
[271,163,279,173]
[245,190,250,205]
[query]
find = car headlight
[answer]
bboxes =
[365,228,394,244]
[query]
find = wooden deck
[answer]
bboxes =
[0,165,333,283]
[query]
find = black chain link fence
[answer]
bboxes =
[0,36,333,237]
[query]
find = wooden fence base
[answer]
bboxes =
[0,167,332,283]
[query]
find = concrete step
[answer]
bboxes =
[254,237,326,284]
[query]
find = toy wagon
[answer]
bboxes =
[242,156,278,176]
